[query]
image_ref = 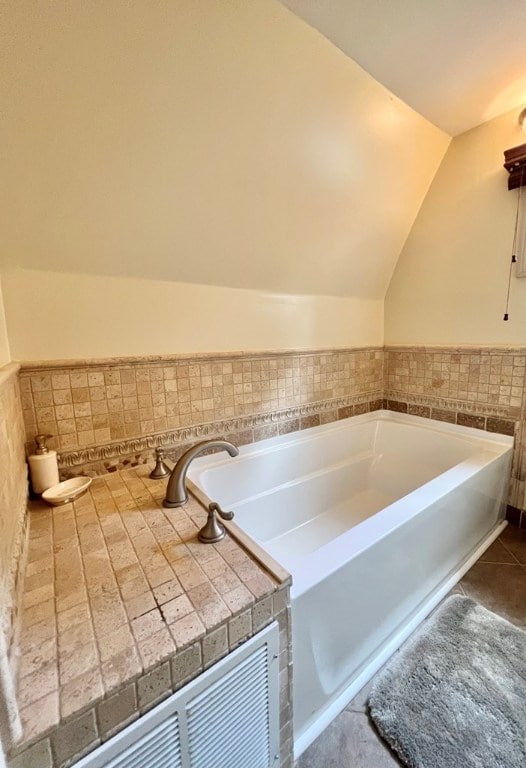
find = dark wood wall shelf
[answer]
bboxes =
[504,143,526,190]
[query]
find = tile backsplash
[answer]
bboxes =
[384,346,526,520]
[17,345,526,519]
[0,364,28,674]
[19,348,383,476]
[384,347,524,414]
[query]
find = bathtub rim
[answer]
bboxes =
[188,410,513,596]
[187,477,292,587]
[188,409,514,481]
[286,445,512,599]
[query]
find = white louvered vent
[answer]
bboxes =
[75,622,280,768]
[185,645,271,768]
[105,718,181,768]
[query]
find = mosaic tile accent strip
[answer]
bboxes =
[9,465,292,768]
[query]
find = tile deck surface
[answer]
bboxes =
[14,465,282,760]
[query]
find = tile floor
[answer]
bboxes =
[295,524,526,768]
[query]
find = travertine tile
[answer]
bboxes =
[60,667,104,720]
[97,624,135,664]
[138,627,176,671]
[152,578,183,605]
[20,690,60,743]
[20,615,56,655]
[169,611,206,650]
[171,642,203,690]
[57,603,91,635]
[59,642,98,686]
[19,636,56,679]
[18,660,58,710]
[223,585,254,614]
[137,662,171,712]
[51,709,99,768]
[124,591,156,620]
[96,683,138,740]
[8,738,53,768]
[228,609,252,648]
[160,594,193,624]
[21,349,384,474]
[22,598,55,629]
[202,625,228,668]
[131,608,165,643]
[252,595,274,632]
[101,648,142,696]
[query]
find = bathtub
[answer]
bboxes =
[187,411,513,757]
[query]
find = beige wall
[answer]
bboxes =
[2,0,448,313]
[2,268,383,360]
[0,279,11,366]
[385,108,526,345]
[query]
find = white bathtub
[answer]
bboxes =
[187,411,513,757]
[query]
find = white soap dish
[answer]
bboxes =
[42,477,92,506]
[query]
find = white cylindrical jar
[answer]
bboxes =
[28,434,60,494]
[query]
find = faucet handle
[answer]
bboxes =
[198,501,235,543]
[150,447,171,479]
[208,501,234,521]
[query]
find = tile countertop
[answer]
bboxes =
[11,465,290,767]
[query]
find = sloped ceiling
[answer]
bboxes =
[1,0,448,300]
[280,0,526,136]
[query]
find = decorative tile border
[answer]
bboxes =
[384,391,520,419]
[58,392,383,476]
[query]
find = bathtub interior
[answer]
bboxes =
[188,411,512,565]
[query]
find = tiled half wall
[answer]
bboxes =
[384,346,526,523]
[0,365,29,654]
[18,345,526,521]
[19,348,383,476]
[0,363,29,751]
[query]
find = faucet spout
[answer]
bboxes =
[162,439,239,508]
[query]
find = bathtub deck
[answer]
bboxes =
[294,524,526,768]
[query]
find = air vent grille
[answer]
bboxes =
[105,717,181,768]
[186,646,271,768]
[73,623,279,768]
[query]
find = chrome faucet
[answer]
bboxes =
[162,439,239,508]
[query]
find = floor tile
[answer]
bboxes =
[499,526,526,564]
[295,712,402,768]
[460,561,526,628]
[478,537,517,564]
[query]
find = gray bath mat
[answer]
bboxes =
[369,595,526,768]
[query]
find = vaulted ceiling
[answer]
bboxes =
[1,0,450,301]
[280,0,526,135]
